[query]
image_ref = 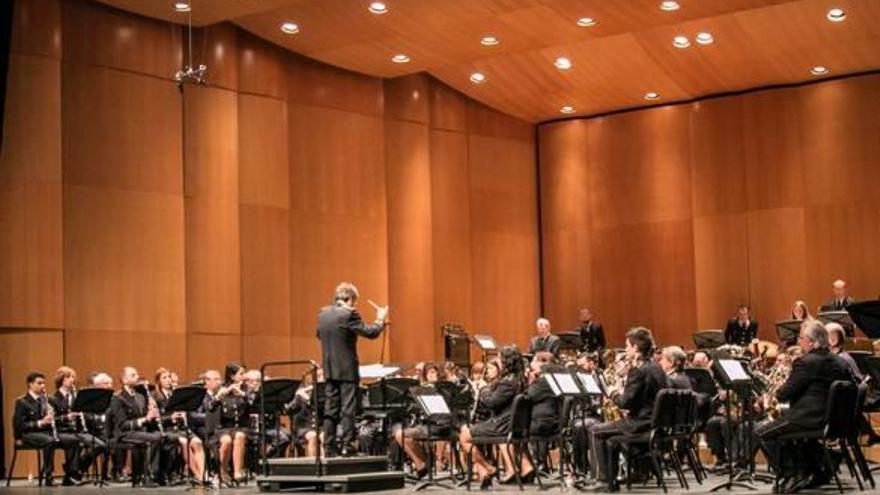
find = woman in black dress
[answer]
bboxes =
[458,346,525,488]
[213,362,249,483]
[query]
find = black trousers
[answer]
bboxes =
[21,431,81,479]
[118,431,168,481]
[572,417,600,474]
[589,421,626,482]
[706,416,741,462]
[323,380,358,452]
[753,419,827,478]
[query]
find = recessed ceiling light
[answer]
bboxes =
[695,32,714,45]
[369,2,387,15]
[826,8,846,22]
[644,92,661,101]
[576,17,597,27]
[470,72,487,84]
[480,35,500,47]
[560,105,576,114]
[672,35,690,48]
[280,22,299,34]
[554,57,573,70]
[173,2,191,12]
[810,66,829,75]
[391,54,410,63]
[660,1,680,11]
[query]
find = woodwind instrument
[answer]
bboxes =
[42,392,59,442]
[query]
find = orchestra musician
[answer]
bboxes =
[393,363,451,479]
[287,367,322,457]
[13,372,84,486]
[459,346,525,489]
[826,322,862,380]
[51,366,106,483]
[577,308,606,353]
[753,319,854,492]
[528,318,560,356]
[245,369,291,458]
[588,327,667,492]
[659,347,691,390]
[152,367,206,483]
[790,300,812,321]
[213,362,250,484]
[316,282,389,457]
[724,305,758,346]
[821,279,855,312]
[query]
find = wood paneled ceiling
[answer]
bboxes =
[94,0,880,122]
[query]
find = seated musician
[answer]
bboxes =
[13,371,83,486]
[659,347,691,390]
[529,318,561,356]
[790,300,812,321]
[724,305,758,347]
[753,319,854,492]
[110,366,172,486]
[572,352,602,475]
[588,327,667,492]
[153,367,206,483]
[393,363,452,479]
[211,362,250,484]
[245,369,291,458]
[190,369,221,443]
[472,360,500,423]
[516,359,563,483]
[826,323,862,380]
[577,308,606,353]
[287,367,322,457]
[51,366,106,483]
[459,346,525,489]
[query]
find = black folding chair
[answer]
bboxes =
[850,382,875,490]
[466,394,538,491]
[5,439,48,486]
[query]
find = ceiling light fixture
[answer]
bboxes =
[554,57,573,70]
[672,35,690,48]
[470,72,487,84]
[480,35,500,46]
[810,65,829,75]
[560,105,576,114]
[660,1,680,11]
[826,8,846,22]
[280,22,299,34]
[644,92,661,101]
[369,2,388,14]
[173,2,191,12]
[695,32,714,45]
[391,54,410,63]
[576,17,597,27]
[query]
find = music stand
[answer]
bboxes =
[818,310,856,337]
[775,320,801,348]
[472,335,497,364]
[557,332,584,352]
[159,386,207,486]
[545,373,586,397]
[693,330,725,350]
[443,324,471,369]
[710,359,761,492]
[72,388,114,486]
[684,368,717,397]
[409,388,454,491]
[848,301,880,339]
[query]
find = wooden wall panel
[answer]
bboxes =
[538,121,591,330]
[11,0,62,59]
[385,75,430,125]
[693,214,750,330]
[186,333,241,381]
[65,329,186,381]
[0,330,64,477]
[429,83,468,133]
[288,55,383,118]
[238,32,289,100]
[0,54,63,329]
[468,132,539,350]
[183,86,241,337]
[691,97,747,218]
[193,24,239,92]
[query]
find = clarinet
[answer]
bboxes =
[42,393,59,442]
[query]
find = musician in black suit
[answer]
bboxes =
[753,319,854,491]
[51,366,105,482]
[13,372,82,486]
[724,305,758,346]
[528,318,561,356]
[577,308,606,353]
[659,346,692,390]
[589,327,668,491]
[316,282,388,456]
[821,279,855,311]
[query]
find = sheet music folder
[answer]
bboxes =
[545,373,587,396]
[848,301,880,339]
[775,320,802,347]
[473,335,497,351]
[359,364,400,379]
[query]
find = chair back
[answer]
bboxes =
[853,382,869,436]
[650,389,696,436]
[507,394,532,441]
[824,380,856,439]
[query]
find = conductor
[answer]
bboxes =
[317,282,388,457]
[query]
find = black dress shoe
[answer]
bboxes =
[479,475,494,490]
[786,474,814,493]
[43,476,56,487]
[412,466,429,481]
[62,476,76,486]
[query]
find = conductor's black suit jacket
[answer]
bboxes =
[776,348,853,429]
[316,304,384,382]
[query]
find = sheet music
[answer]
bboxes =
[474,335,496,350]
[544,375,562,396]
[718,359,749,381]
[552,373,581,394]
[359,364,400,378]
[577,373,602,395]
[418,394,450,415]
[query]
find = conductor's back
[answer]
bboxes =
[317,303,383,382]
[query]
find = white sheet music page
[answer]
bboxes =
[419,394,450,415]
[577,373,602,395]
[359,364,399,378]
[552,373,581,394]
[718,359,749,381]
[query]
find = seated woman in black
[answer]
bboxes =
[393,363,451,478]
[287,367,322,457]
[459,346,525,488]
[211,362,249,484]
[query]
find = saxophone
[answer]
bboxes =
[600,355,643,422]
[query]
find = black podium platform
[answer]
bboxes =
[257,456,405,493]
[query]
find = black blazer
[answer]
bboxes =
[13,393,51,438]
[110,389,148,438]
[614,361,668,425]
[724,318,758,346]
[50,390,78,432]
[316,304,384,382]
[527,376,560,435]
[477,377,519,424]
[776,348,853,429]
[529,334,561,356]
[821,296,855,312]
[578,322,606,353]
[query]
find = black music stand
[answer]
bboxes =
[443,325,471,369]
[848,300,880,339]
[410,388,454,491]
[684,368,717,397]
[557,332,584,353]
[162,386,206,487]
[258,379,299,459]
[472,335,497,364]
[693,330,725,350]
[72,388,114,486]
[775,320,801,348]
[818,310,856,337]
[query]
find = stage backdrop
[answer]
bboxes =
[0,0,539,476]
[539,73,880,346]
